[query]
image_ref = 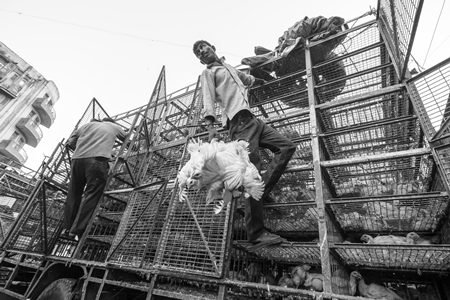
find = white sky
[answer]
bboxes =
[0,0,449,171]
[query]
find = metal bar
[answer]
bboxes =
[407,57,450,83]
[123,159,137,187]
[94,269,109,300]
[377,16,402,79]
[316,62,393,89]
[321,147,431,167]
[389,0,401,72]
[321,115,417,136]
[401,0,424,80]
[317,84,404,110]
[309,19,378,48]
[41,183,48,255]
[305,38,333,294]
[327,191,447,204]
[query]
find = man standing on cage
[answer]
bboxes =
[193,40,296,250]
[62,117,126,241]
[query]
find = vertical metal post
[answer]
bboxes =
[389,0,402,74]
[401,0,424,80]
[305,40,332,293]
[41,182,48,254]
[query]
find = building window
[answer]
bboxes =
[11,131,25,147]
[0,56,8,70]
[42,93,53,106]
[28,110,40,124]
[0,91,12,110]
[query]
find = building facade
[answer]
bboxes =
[0,41,59,164]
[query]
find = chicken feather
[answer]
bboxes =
[350,271,402,300]
[177,139,264,214]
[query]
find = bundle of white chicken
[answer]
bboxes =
[177,138,265,214]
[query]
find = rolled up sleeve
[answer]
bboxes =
[201,69,217,122]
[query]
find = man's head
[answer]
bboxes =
[193,40,218,65]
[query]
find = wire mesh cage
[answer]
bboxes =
[249,70,309,110]
[325,154,435,198]
[263,203,318,237]
[155,188,231,278]
[319,88,424,159]
[378,0,423,79]
[330,255,352,295]
[323,118,422,160]
[270,169,315,203]
[328,193,449,233]
[227,247,320,298]
[3,181,66,254]
[0,214,14,245]
[407,58,450,139]
[320,89,411,130]
[313,21,398,104]
[332,243,450,271]
[107,181,168,268]
[345,269,443,299]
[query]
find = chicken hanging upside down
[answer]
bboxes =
[177,138,265,214]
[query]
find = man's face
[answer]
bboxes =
[195,42,217,65]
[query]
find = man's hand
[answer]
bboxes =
[207,124,219,141]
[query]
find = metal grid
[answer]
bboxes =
[78,240,111,261]
[407,58,450,139]
[3,181,66,253]
[332,243,450,271]
[433,144,450,198]
[139,143,185,186]
[260,116,312,167]
[155,188,230,278]
[0,214,14,245]
[313,22,398,104]
[159,90,202,142]
[378,0,423,78]
[249,70,309,110]
[40,142,72,187]
[107,183,168,268]
[320,89,411,130]
[0,172,36,199]
[270,170,315,203]
[264,203,319,234]
[330,255,351,295]
[325,154,435,198]
[323,118,422,160]
[236,242,321,265]
[328,193,449,233]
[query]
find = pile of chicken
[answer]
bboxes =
[177,138,264,214]
[360,232,439,245]
[278,265,404,300]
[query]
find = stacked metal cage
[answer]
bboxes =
[2,0,450,299]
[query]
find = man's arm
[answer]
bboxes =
[200,70,217,122]
[116,126,126,143]
[66,129,79,151]
[236,69,266,87]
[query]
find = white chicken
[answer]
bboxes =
[177,138,264,214]
[350,271,402,300]
[360,234,415,245]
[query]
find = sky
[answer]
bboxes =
[0,0,449,171]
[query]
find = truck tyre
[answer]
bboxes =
[36,278,76,300]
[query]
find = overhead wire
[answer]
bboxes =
[422,0,446,67]
[0,8,245,59]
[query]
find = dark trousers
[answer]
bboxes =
[64,157,108,235]
[228,110,296,241]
